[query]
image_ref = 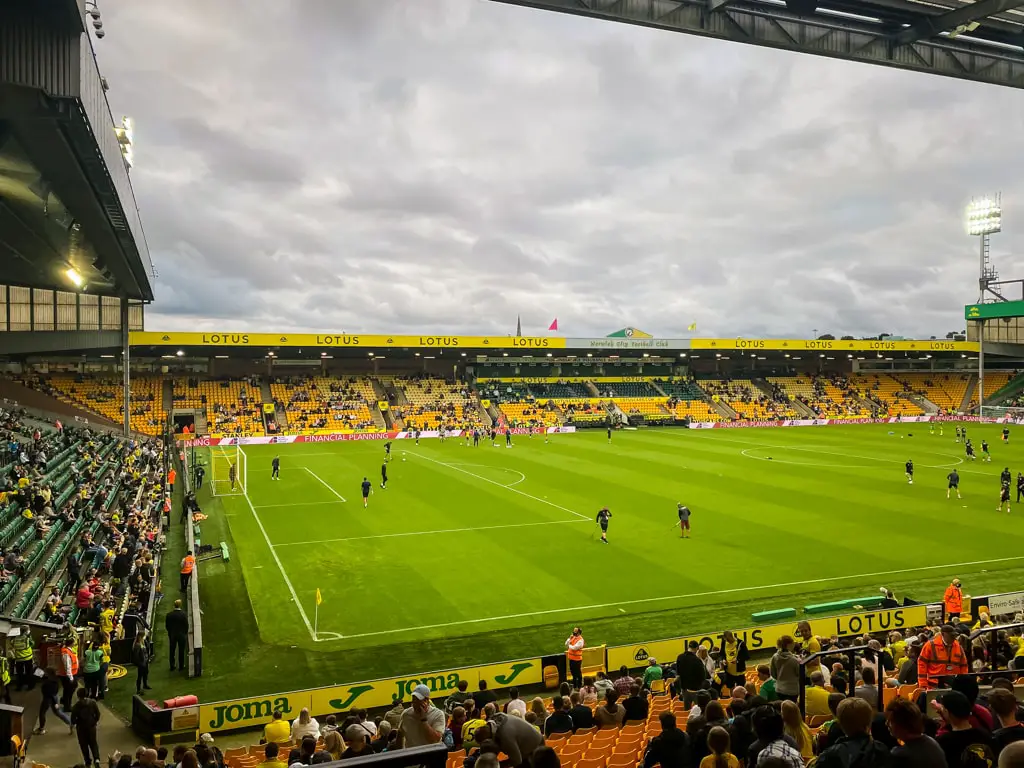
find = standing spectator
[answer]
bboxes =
[400,685,445,747]
[180,550,195,592]
[796,620,822,675]
[676,642,708,707]
[770,635,800,702]
[565,627,585,690]
[82,639,104,699]
[643,711,691,768]
[919,625,969,689]
[291,708,320,742]
[132,632,150,694]
[505,688,527,718]
[70,688,102,767]
[886,699,948,768]
[815,698,889,768]
[58,636,78,711]
[991,688,1024,752]
[944,579,964,621]
[473,680,498,711]
[165,599,189,673]
[720,631,749,690]
[10,627,35,691]
[33,667,72,735]
[444,681,472,715]
[484,712,544,768]
[754,665,777,702]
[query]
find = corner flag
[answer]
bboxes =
[687,322,697,331]
[316,588,323,606]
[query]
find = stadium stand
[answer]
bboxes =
[768,375,872,419]
[496,402,562,427]
[530,381,593,399]
[560,401,608,423]
[701,379,799,420]
[392,377,485,431]
[173,377,264,436]
[24,374,166,435]
[593,381,663,398]
[270,376,381,433]
[850,373,926,416]
[881,372,966,413]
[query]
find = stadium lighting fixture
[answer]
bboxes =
[65,267,84,287]
[176,350,184,357]
[966,197,1002,235]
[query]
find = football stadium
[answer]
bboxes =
[6,1,1024,767]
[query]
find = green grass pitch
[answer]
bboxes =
[130,422,1024,709]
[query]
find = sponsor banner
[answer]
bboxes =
[691,338,977,353]
[262,403,275,414]
[607,606,929,670]
[181,427,576,447]
[197,658,541,733]
[687,416,935,430]
[132,332,563,350]
[965,300,1024,321]
[378,401,389,411]
[478,377,665,384]
[987,591,1024,616]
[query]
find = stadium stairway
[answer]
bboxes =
[161,378,173,423]
[0,378,122,431]
[708,396,739,421]
[583,380,601,398]
[753,378,816,418]
[960,375,978,412]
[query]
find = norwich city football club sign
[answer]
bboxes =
[198,658,542,732]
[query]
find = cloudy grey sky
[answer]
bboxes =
[96,0,1024,339]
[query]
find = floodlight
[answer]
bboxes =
[966,197,1002,235]
[65,267,84,287]
[176,350,184,357]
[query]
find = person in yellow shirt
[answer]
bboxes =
[700,726,740,768]
[781,700,814,760]
[262,711,290,744]
[888,631,907,668]
[804,671,832,717]
[98,601,115,636]
[260,743,287,768]
[797,621,821,674]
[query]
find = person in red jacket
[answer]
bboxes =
[918,624,969,690]
[944,578,963,621]
[75,585,93,610]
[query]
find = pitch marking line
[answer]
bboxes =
[303,466,347,502]
[448,463,527,488]
[254,500,345,509]
[273,518,587,547]
[327,554,1024,641]
[407,451,590,520]
[240,485,325,641]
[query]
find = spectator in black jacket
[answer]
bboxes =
[543,696,573,737]
[675,641,707,708]
[643,711,691,768]
[567,692,593,732]
[622,684,650,725]
[165,599,189,672]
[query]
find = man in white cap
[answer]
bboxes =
[400,684,445,747]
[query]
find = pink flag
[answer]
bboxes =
[548,318,558,332]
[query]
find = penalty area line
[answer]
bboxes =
[303,466,347,502]
[273,518,588,546]
[325,554,1024,641]
[407,451,589,521]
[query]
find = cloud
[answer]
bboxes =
[96,0,1024,339]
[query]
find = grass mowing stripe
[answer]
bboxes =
[408,450,591,520]
[272,518,589,546]
[239,477,319,640]
[322,554,1024,642]
[303,466,348,501]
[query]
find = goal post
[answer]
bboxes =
[980,406,1024,421]
[211,444,246,496]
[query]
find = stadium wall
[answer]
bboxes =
[158,604,940,736]
[179,427,577,446]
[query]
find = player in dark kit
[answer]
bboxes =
[271,456,280,480]
[947,469,961,499]
[1000,482,1012,514]
[229,463,237,491]
[677,504,692,538]
[607,425,612,443]
[1001,467,1012,486]
[1004,427,1011,443]
[966,440,976,461]
[1016,472,1024,503]
[595,507,612,544]
[905,460,914,485]
[415,429,421,445]
[384,442,392,462]
[473,429,480,447]
[982,440,991,462]
[490,428,497,446]
[361,477,372,507]
[505,428,512,448]
[380,462,388,489]
[956,426,962,442]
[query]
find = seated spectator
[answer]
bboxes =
[805,671,831,717]
[623,684,649,725]
[935,691,996,767]
[504,688,527,718]
[594,690,626,728]
[341,725,374,759]
[291,708,320,742]
[262,710,290,744]
[748,705,803,768]
[261,743,286,768]
[780,700,813,760]
[614,665,633,696]
[643,711,691,768]
[567,692,593,731]
[754,664,777,702]
[853,666,880,710]
[594,670,615,698]
[701,725,739,768]
[528,698,547,733]
[815,697,889,768]
[886,698,947,768]
[543,696,573,737]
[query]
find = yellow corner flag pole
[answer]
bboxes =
[315,588,323,638]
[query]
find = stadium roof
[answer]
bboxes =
[0,0,155,300]
[494,0,1024,90]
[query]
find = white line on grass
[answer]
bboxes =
[408,452,590,520]
[303,466,347,502]
[448,463,527,488]
[273,518,588,547]
[328,554,1024,641]
[240,487,323,641]
[254,500,346,509]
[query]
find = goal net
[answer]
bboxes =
[980,406,1024,421]
[211,444,247,496]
